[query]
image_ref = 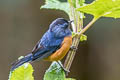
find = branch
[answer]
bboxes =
[64,17,98,74]
[79,17,98,35]
[64,0,84,74]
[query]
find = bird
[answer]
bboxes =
[11,18,73,72]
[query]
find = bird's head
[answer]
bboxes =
[49,18,73,38]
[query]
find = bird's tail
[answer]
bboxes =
[11,53,33,71]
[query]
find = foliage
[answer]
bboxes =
[44,61,75,80]
[9,63,34,80]
[72,32,87,42]
[77,0,120,19]
[68,0,85,7]
[65,78,76,80]
[44,61,65,80]
[41,0,70,15]
[80,34,87,42]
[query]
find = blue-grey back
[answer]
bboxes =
[39,30,64,49]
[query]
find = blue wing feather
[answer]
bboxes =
[32,30,64,60]
[11,18,72,71]
[11,30,64,71]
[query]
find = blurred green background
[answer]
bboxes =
[0,0,120,80]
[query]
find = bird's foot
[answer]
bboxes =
[70,46,78,51]
[62,67,70,76]
[57,61,70,76]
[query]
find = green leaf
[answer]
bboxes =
[68,0,76,7]
[80,34,87,42]
[9,63,34,80]
[44,61,65,80]
[72,32,76,38]
[68,0,85,8]
[78,0,85,6]
[77,0,120,18]
[41,0,70,15]
[65,78,76,80]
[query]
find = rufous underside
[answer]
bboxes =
[44,36,72,61]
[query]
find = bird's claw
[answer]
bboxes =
[62,67,70,76]
[70,46,78,51]
[57,61,70,76]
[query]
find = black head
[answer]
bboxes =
[49,18,69,30]
[49,18,72,38]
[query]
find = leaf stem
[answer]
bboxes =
[79,17,98,35]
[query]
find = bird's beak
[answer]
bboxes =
[68,20,74,29]
[68,20,74,24]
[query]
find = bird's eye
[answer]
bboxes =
[62,23,68,28]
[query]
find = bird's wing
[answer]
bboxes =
[32,40,40,53]
[31,44,60,61]
[31,39,61,61]
[31,30,63,61]
[32,30,49,53]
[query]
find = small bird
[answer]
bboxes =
[11,18,73,72]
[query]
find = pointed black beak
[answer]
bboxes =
[68,20,74,24]
[68,20,74,29]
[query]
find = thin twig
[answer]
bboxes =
[79,18,98,35]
